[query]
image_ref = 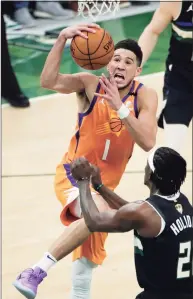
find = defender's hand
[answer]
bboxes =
[71,157,93,181]
[59,23,100,40]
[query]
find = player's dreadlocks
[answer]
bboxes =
[150,147,187,196]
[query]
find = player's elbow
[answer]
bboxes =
[85,218,98,232]
[87,222,98,232]
[40,76,52,89]
[143,139,156,152]
[40,73,57,90]
[86,215,102,232]
[144,24,161,38]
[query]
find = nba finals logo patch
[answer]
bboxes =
[175,204,183,214]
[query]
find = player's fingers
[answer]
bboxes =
[95,93,111,100]
[79,157,90,169]
[99,78,108,90]
[78,26,96,33]
[99,76,108,86]
[76,30,88,39]
[88,23,100,28]
[101,73,111,87]
[99,79,111,94]
[94,92,103,98]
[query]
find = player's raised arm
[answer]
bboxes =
[123,86,158,151]
[71,158,161,234]
[40,24,99,94]
[138,1,175,65]
[119,85,158,152]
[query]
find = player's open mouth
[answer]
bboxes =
[114,73,125,83]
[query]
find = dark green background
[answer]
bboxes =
[4,12,170,102]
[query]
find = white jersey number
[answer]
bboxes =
[177,241,192,279]
[102,139,111,160]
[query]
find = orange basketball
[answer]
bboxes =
[70,27,114,70]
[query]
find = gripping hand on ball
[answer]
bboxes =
[59,24,100,40]
[71,157,93,181]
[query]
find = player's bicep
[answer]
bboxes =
[138,87,158,132]
[52,72,97,94]
[90,210,123,232]
[94,205,142,233]
[148,2,173,35]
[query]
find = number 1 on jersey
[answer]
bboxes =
[102,139,111,160]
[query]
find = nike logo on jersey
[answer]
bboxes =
[99,98,105,105]
[170,215,192,236]
[187,3,193,12]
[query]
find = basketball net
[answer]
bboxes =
[78,0,120,20]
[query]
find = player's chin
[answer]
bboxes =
[116,82,128,90]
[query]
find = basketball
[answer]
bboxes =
[70,27,114,70]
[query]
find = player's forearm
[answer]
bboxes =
[138,26,159,66]
[40,35,66,88]
[97,185,128,209]
[78,181,101,232]
[123,114,155,152]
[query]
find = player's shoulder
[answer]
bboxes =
[136,83,158,103]
[78,72,99,94]
[121,200,158,225]
[77,72,98,85]
[135,81,156,94]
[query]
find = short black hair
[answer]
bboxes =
[114,39,143,66]
[150,147,187,196]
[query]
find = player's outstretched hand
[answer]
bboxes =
[94,73,122,111]
[71,157,93,181]
[59,23,100,40]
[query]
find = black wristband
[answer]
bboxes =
[93,183,103,192]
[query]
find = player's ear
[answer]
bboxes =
[135,66,142,77]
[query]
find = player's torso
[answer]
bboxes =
[168,1,193,65]
[58,80,142,189]
[134,193,193,294]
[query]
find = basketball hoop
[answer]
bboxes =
[78,0,120,20]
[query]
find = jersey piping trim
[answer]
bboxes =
[155,191,180,201]
[146,201,166,237]
[134,83,143,118]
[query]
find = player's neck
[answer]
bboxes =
[118,80,134,99]
[150,185,158,196]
